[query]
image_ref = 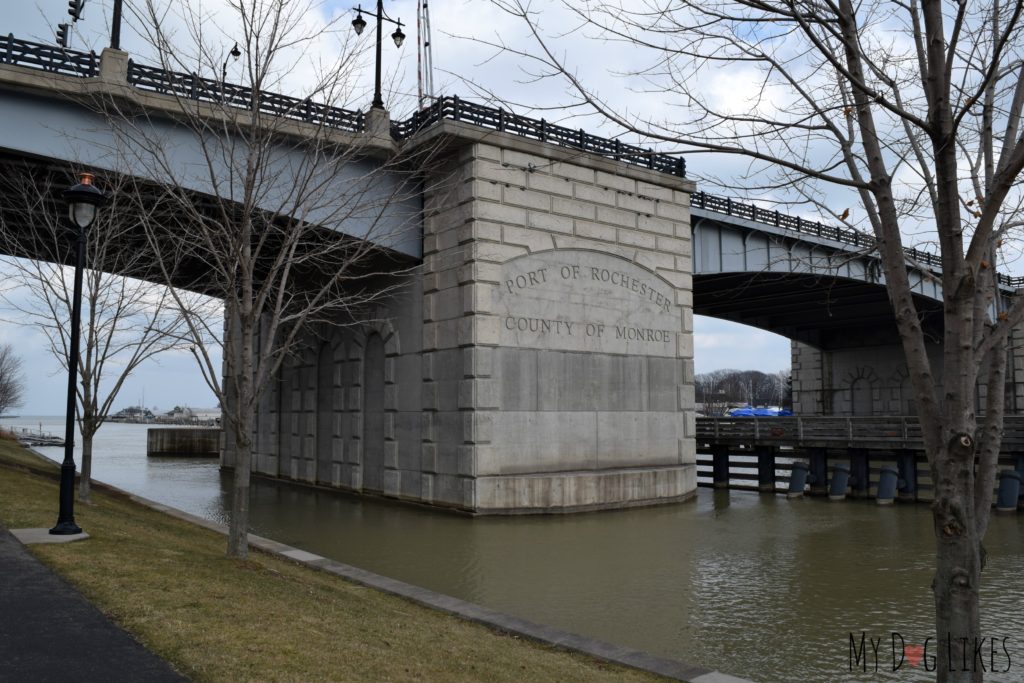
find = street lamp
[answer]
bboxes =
[351,2,406,109]
[222,42,241,83]
[111,0,124,49]
[50,172,106,536]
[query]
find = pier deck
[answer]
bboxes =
[695,416,1024,505]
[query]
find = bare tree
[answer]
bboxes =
[483,1,1024,679]
[94,0,431,558]
[695,369,790,412]
[0,344,24,418]
[0,167,198,501]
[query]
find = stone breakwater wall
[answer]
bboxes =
[148,428,220,457]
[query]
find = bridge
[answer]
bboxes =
[2,35,1021,513]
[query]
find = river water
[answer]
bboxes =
[5,416,1023,682]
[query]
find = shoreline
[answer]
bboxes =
[0,442,751,683]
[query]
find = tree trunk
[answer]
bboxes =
[226,301,254,560]
[78,432,92,503]
[227,421,253,559]
[931,434,983,683]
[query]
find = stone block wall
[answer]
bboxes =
[790,337,1024,416]
[421,127,697,512]
[239,123,698,513]
[250,278,426,501]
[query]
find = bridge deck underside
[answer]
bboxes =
[0,152,416,298]
[694,271,944,349]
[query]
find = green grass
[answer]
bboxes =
[0,433,60,472]
[0,441,665,683]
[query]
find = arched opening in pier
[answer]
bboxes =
[850,377,873,416]
[361,333,385,492]
[315,342,335,483]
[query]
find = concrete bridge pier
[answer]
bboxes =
[791,316,1024,418]
[243,120,699,514]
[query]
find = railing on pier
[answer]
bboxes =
[4,425,65,447]
[697,416,925,450]
[391,96,687,177]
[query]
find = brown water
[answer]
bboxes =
[12,417,1024,682]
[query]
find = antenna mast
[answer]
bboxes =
[417,0,435,109]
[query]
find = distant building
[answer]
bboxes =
[110,406,156,422]
[160,406,221,426]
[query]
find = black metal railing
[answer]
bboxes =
[0,34,98,77]
[392,96,687,178]
[691,191,1024,289]
[6,34,1024,289]
[127,61,365,133]
[692,191,874,248]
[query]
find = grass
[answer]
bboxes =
[0,430,60,471]
[0,439,665,683]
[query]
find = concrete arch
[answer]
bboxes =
[691,213,949,349]
[889,366,916,416]
[315,341,338,483]
[837,366,881,416]
[349,319,400,494]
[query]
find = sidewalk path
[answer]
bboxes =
[0,527,188,682]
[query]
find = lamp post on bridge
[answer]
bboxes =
[50,173,106,536]
[351,1,406,110]
[110,0,124,50]
[222,42,241,83]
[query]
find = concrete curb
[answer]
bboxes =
[10,528,90,544]
[8,447,755,683]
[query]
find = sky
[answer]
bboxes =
[3,0,791,415]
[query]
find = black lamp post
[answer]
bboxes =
[222,42,241,83]
[50,173,106,536]
[351,2,406,109]
[110,0,124,49]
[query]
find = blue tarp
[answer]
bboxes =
[726,406,793,417]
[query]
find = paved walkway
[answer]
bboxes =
[0,527,188,682]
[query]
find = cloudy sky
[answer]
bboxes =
[4,0,791,415]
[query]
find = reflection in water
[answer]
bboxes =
[11,418,1024,683]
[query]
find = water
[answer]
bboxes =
[6,416,1024,682]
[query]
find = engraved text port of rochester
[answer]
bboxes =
[494,250,682,357]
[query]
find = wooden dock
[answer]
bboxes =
[7,426,65,448]
[696,416,1024,504]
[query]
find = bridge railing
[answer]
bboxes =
[0,34,98,77]
[691,191,1024,289]
[126,61,365,133]
[691,192,874,248]
[392,96,687,178]
[7,33,1024,290]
